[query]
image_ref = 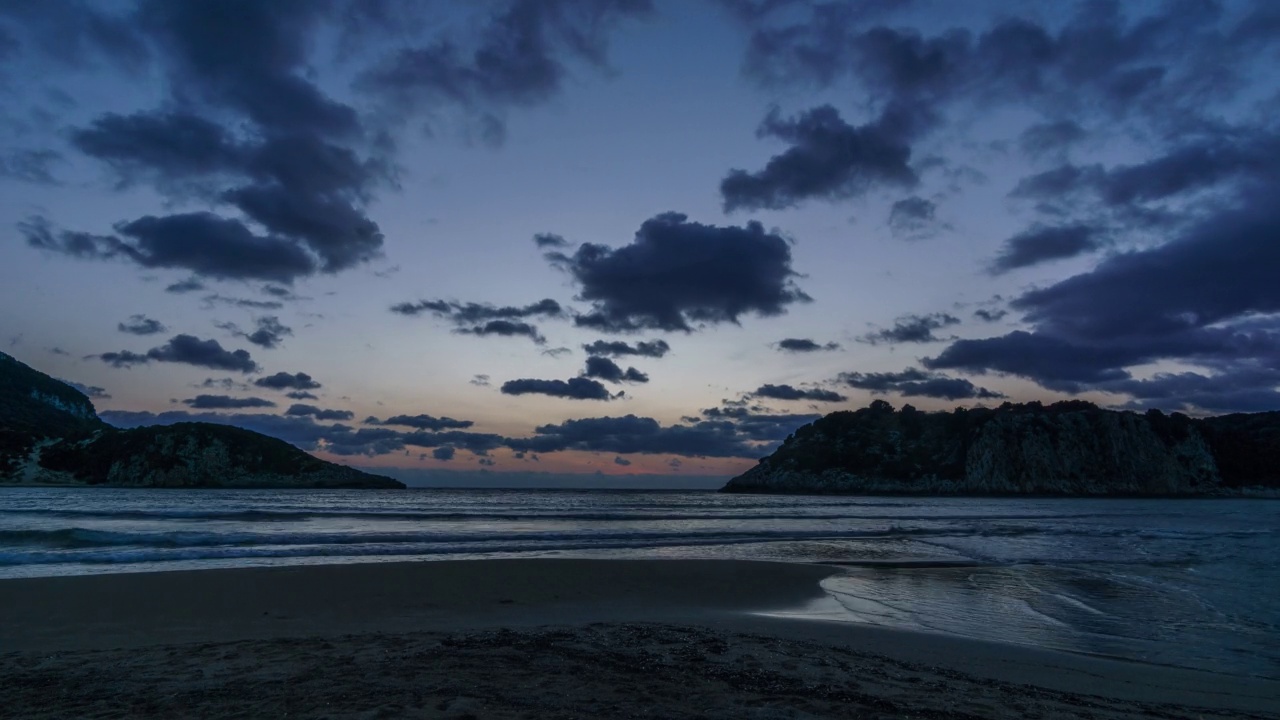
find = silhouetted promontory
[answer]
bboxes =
[1,352,402,489]
[722,400,1280,496]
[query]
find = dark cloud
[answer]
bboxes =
[887,195,938,239]
[924,331,1135,390]
[135,0,357,138]
[552,212,810,333]
[261,284,295,298]
[254,371,321,391]
[1019,120,1086,157]
[432,446,456,461]
[285,390,318,400]
[401,430,506,457]
[776,338,840,353]
[752,384,847,402]
[182,394,276,410]
[989,225,1100,274]
[458,320,545,344]
[583,356,649,384]
[202,294,285,311]
[507,415,755,457]
[470,374,491,387]
[1010,134,1276,214]
[613,455,631,466]
[391,298,560,343]
[357,0,653,143]
[0,148,61,184]
[0,1,147,71]
[391,297,562,322]
[500,377,616,401]
[218,316,293,349]
[1107,367,1280,415]
[720,104,917,212]
[197,377,248,392]
[40,1,393,284]
[582,339,670,358]
[23,213,318,283]
[840,367,1005,400]
[973,308,1007,323]
[860,313,959,345]
[728,411,822,443]
[70,111,243,185]
[63,380,109,399]
[926,194,1280,410]
[285,404,355,421]
[165,277,204,294]
[534,232,570,248]
[369,414,475,431]
[97,334,257,373]
[734,2,1258,127]
[725,0,914,86]
[117,314,166,336]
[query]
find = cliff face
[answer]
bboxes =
[722,400,1278,496]
[1,352,403,489]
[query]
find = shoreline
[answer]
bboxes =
[2,558,1276,717]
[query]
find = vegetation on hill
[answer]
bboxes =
[723,400,1279,496]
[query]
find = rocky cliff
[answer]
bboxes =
[1,352,403,489]
[722,400,1280,496]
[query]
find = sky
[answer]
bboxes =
[2,0,1278,485]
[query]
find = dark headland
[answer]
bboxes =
[723,399,1280,496]
[0,352,402,489]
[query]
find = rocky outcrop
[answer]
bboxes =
[722,400,1279,496]
[1,352,403,489]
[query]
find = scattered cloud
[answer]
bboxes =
[117,314,166,336]
[839,367,1005,400]
[583,356,648,384]
[285,404,355,421]
[182,394,276,409]
[164,277,204,294]
[582,339,670,358]
[533,232,569,248]
[97,334,257,373]
[356,0,654,144]
[501,377,617,401]
[887,196,941,239]
[752,383,847,402]
[218,316,293,349]
[369,414,475,431]
[550,212,810,332]
[254,371,321,391]
[776,338,840,353]
[989,225,1101,274]
[859,313,959,345]
[720,104,917,212]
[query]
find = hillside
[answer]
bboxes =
[0,352,403,489]
[722,400,1280,496]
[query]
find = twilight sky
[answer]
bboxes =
[2,0,1278,483]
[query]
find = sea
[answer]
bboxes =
[1,487,1276,679]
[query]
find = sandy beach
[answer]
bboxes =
[1,559,1276,719]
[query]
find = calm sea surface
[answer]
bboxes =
[1,487,1276,678]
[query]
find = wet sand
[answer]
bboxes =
[1,559,1276,718]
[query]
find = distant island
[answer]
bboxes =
[0,352,403,489]
[722,400,1280,496]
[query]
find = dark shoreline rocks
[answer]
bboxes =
[1,352,403,489]
[722,400,1280,496]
